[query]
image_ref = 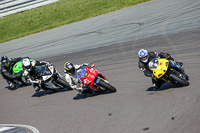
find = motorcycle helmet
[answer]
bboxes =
[138,49,149,63]
[22,58,32,71]
[64,62,75,74]
[1,56,10,68]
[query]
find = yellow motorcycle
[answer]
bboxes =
[149,56,189,86]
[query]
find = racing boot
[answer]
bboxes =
[7,80,17,90]
[81,90,87,97]
[33,85,41,92]
[152,83,159,91]
[14,79,24,87]
[81,91,87,96]
[9,83,17,90]
[80,88,90,96]
[152,78,163,91]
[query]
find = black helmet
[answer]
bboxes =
[1,56,10,68]
[64,62,75,74]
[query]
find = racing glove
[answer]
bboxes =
[83,63,89,66]
[23,70,29,76]
[88,63,95,68]
[31,60,36,67]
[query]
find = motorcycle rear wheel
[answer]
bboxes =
[170,74,189,86]
[98,79,117,92]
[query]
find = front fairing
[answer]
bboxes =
[149,56,169,79]
[36,65,54,81]
[78,66,99,85]
[77,66,88,82]
[13,61,23,74]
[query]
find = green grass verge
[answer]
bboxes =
[0,0,150,43]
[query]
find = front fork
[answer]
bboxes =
[93,77,109,91]
[169,69,187,82]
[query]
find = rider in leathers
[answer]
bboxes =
[138,49,183,90]
[64,62,93,96]
[1,56,26,89]
[22,58,51,92]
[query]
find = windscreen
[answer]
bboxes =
[77,66,88,81]
[149,56,159,69]
[36,65,52,77]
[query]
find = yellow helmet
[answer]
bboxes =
[64,62,75,74]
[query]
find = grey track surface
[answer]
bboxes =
[0,0,199,59]
[0,0,200,133]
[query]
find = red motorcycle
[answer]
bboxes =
[78,65,117,94]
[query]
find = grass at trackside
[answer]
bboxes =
[0,0,151,43]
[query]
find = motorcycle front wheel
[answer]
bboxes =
[170,74,189,86]
[98,79,117,92]
[57,78,72,89]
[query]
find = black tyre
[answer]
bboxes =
[57,78,71,89]
[98,79,117,92]
[170,74,189,86]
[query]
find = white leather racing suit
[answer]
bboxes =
[64,63,88,93]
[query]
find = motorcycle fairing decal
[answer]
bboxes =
[170,60,176,65]
[49,66,54,74]
[85,72,88,77]
[83,78,88,84]
[13,61,23,74]
[89,68,95,73]
[169,60,181,68]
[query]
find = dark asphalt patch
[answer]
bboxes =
[143,127,149,131]
[171,117,175,120]
[108,113,112,116]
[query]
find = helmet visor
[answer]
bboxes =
[2,62,7,65]
[24,65,32,70]
[68,68,75,74]
[141,56,148,61]
[2,60,9,67]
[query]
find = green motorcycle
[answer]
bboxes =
[12,59,31,85]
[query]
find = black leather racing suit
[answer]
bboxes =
[1,57,25,88]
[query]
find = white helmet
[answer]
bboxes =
[138,49,149,63]
[23,58,32,70]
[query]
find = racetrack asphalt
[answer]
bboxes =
[0,0,199,59]
[0,0,200,133]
